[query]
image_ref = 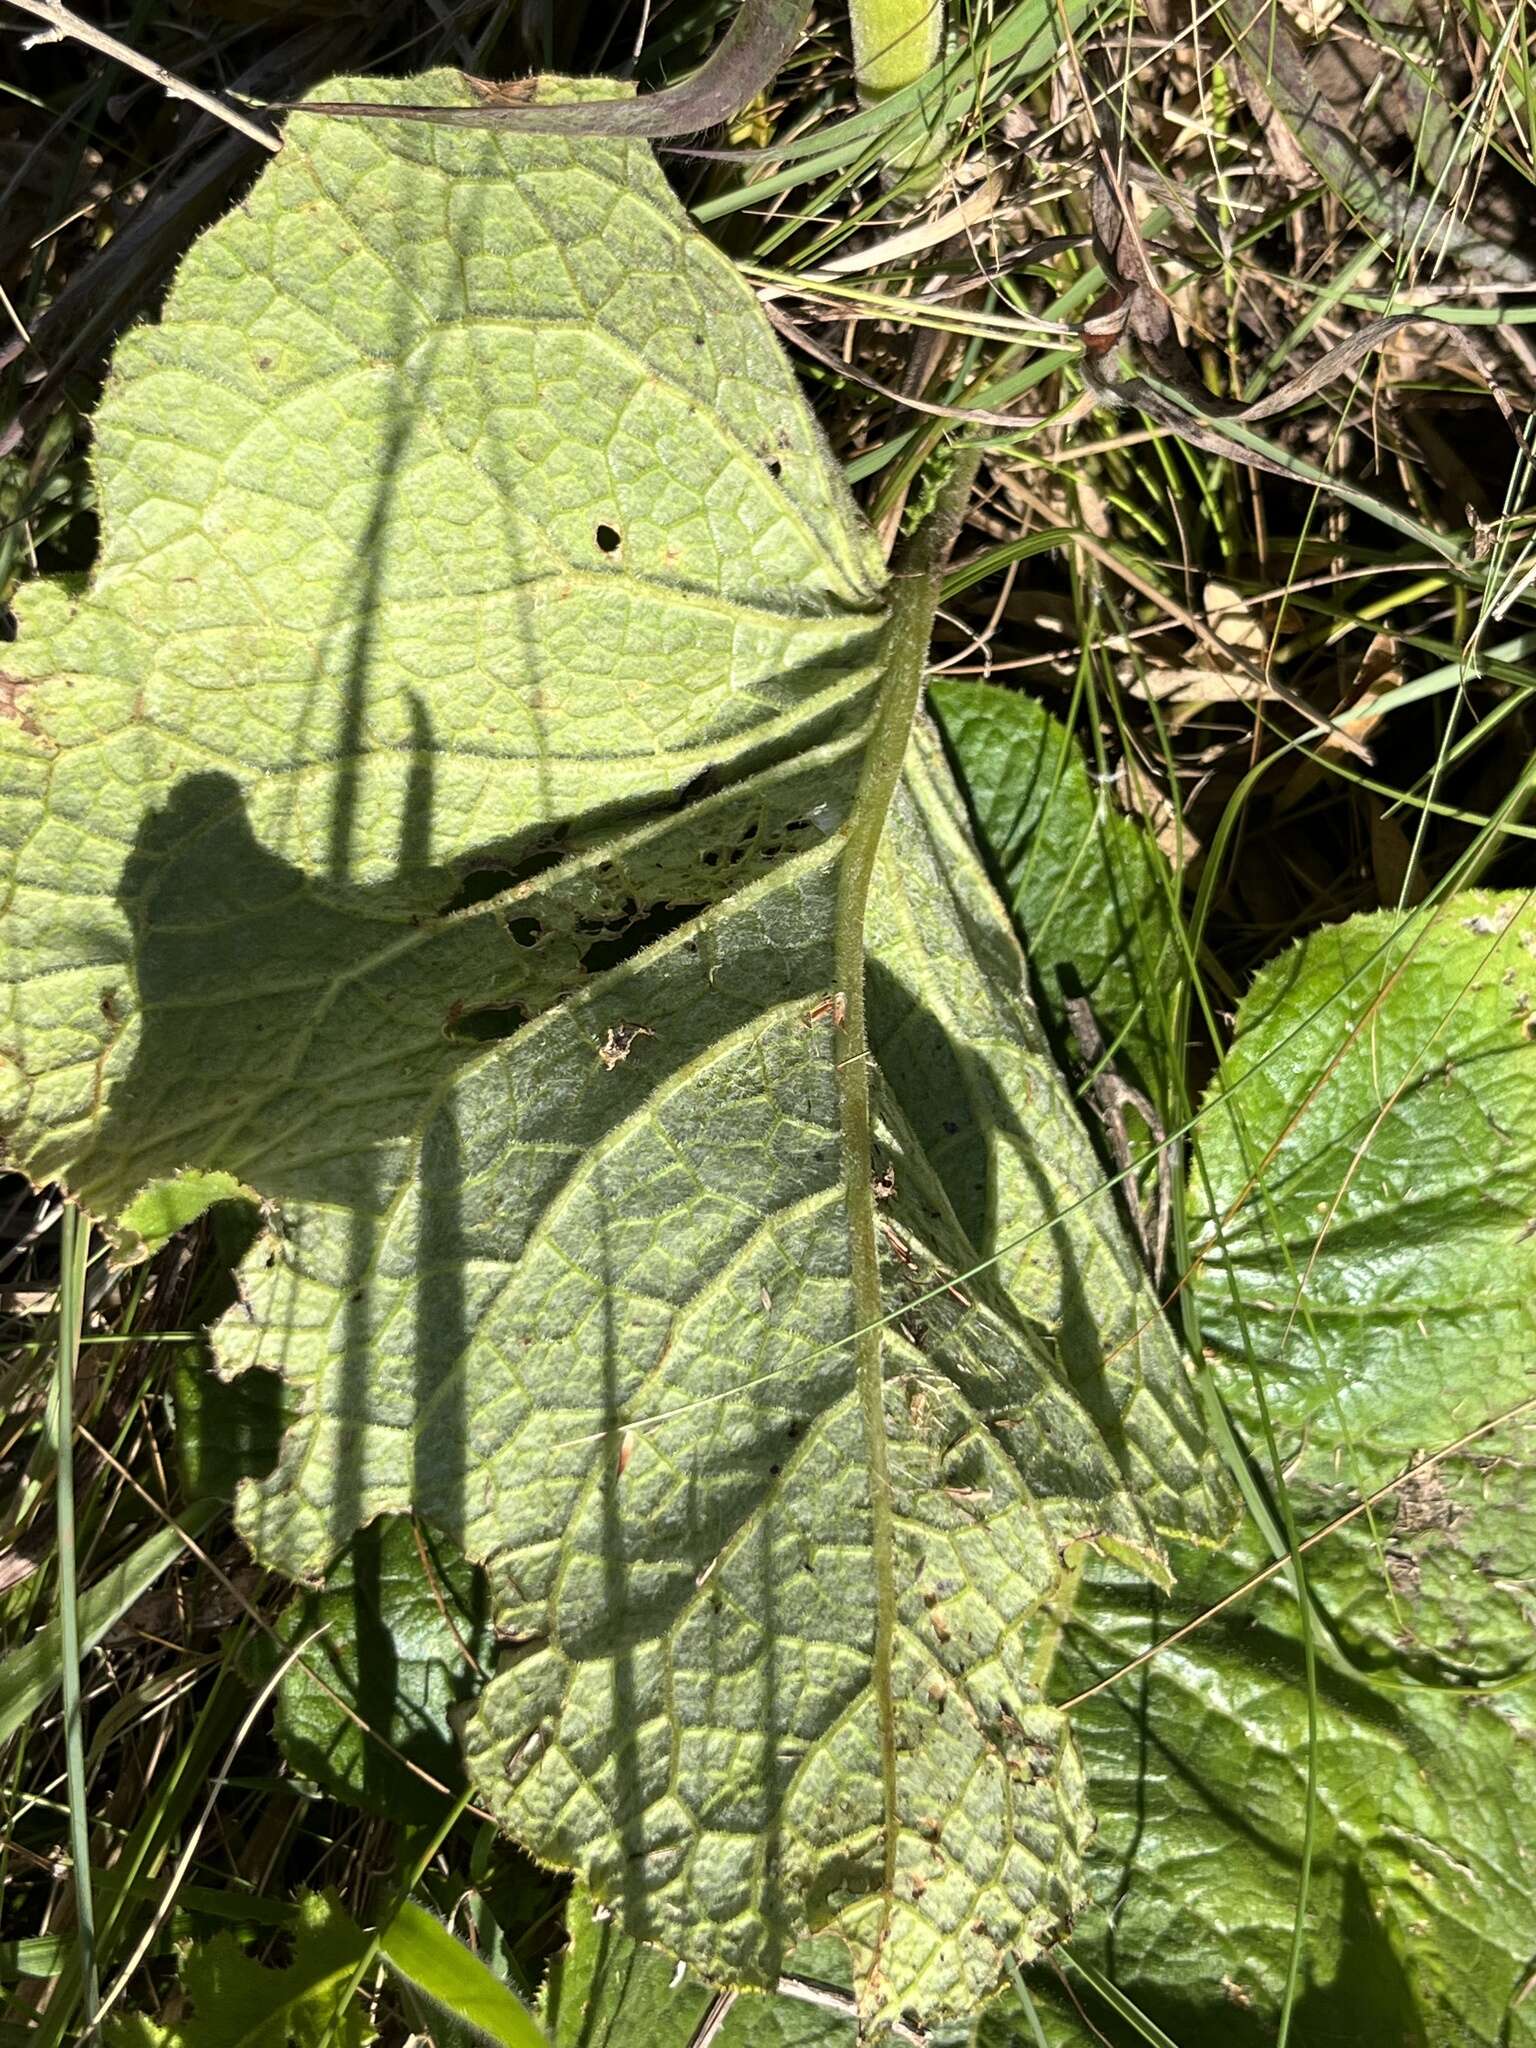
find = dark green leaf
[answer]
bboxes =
[930,680,1180,1114]
[108,1890,373,2048]
[1001,1474,1536,2047]
[542,1889,853,2048]
[261,1517,492,1822]
[979,894,1536,2045]
[173,1355,284,1505]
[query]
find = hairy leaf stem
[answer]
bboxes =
[832,447,980,1928]
[850,0,945,104]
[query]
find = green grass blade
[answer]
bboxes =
[1059,1953,1186,2047]
[378,1899,548,2048]
[309,1786,473,2042]
[1002,1956,1053,2048]
[0,1499,219,1746]
[51,1201,99,2025]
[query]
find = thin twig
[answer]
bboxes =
[3,0,281,151]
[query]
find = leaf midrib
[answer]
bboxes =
[829,455,979,1981]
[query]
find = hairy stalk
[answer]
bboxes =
[850,0,945,104]
[285,0,807,136]
[832,447,979,1939]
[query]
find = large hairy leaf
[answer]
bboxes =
[981,894,1536,2045]
[0,74,1222,2026]
[1001,1482,1536,2047]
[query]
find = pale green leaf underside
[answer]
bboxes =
[0,74,1223,2025]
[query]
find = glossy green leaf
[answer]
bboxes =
[543,1888,852,2047]
[543,1889,711,2048]
[1190,892,1536,1472]
[975,894,1536,2046]
[0,73,1222,2026]
[998,1453,1536,2047]
[929,680,1181,1113]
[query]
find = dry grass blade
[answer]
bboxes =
[2,0,280,149]
[764,298,1055,430]
[1222,0,1536,286]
